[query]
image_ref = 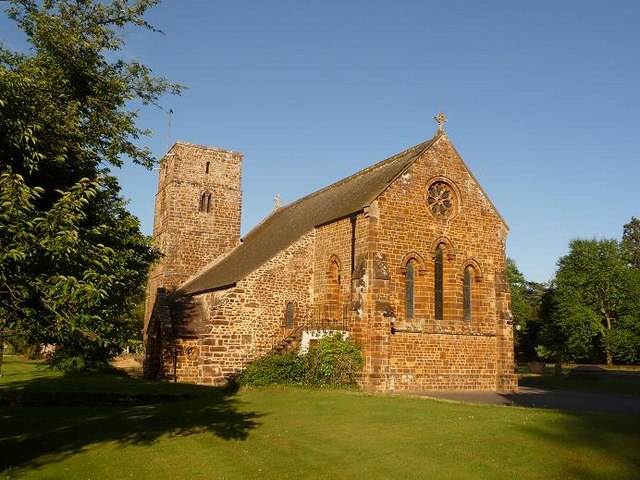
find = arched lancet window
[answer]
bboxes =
[405,260,415,319]
[285,302,295,329]
[435,245,444,320]
[205,161,210,174]
[328,259,341,320]
[199,192,212,213]
[463,266,472,321]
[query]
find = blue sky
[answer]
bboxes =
[2,1,639,283]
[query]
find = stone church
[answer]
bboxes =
[143,116,517,392]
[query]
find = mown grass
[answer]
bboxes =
[1,356,640,479]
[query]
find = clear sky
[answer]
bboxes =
[2,1,639,283]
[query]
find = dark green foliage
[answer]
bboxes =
[507,258,547,361]
[0,1,179,370]
[623,217,640,270]
[238,334,364,388]
[304,334,364,387]
[536,238,640,364]
[237,351,304,387]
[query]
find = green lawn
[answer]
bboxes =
[1,356,640,479]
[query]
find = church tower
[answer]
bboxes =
[144,142,243,332]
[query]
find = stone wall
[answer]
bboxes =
[192,231,316,384]
[368,134,516,391]
[307,134,516,392]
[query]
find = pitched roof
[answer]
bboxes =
[177,134,440,295]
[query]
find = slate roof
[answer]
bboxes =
[177,134,441,295]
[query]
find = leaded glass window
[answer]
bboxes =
[286,302,295,329]
[435,246,443,320]
[463,266,472,321]
[405,261,415,319]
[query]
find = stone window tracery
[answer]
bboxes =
[427,182,454,217]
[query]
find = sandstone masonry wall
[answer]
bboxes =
[369,134,515,391]
[193,231,315,384]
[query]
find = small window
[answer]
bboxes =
[205,161,210,174]
[405,261,415,319]
[435,245,444,320]
[463,266,472,321]
[199,192,212,213]
[329,259,341,320]
[286,302,295,329]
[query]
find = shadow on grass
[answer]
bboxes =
[0,374,264,472]
[519,373,640,398]
[499,387,640,415]
[515,408,640,479]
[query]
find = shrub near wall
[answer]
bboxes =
[238,334,363,388]
[304,334,364,387]
[237,351,305,387]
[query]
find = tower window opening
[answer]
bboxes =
[199,192,212,213]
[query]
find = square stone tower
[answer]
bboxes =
[144,142,243,333]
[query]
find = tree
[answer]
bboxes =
[506,258,547,361]
[623,217,640,270]
[537,238,640,365]
[0,0,180,370]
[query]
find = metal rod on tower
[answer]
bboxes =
[166,108,174,154]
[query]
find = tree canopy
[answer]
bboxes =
[623,217,640,270]
[536,238,640,365]
[507,258,546,361]
[0,0,180,370]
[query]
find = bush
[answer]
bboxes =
[304,334,364,387]
[238,333,364,388]
[237,351,304,387]
[47,343,115,372]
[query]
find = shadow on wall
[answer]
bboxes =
[0,376,263,472]
[144,288,207,380]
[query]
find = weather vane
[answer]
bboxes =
[434,112,447,132]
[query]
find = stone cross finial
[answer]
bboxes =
[434,112,448,132]
[274,193,282,210]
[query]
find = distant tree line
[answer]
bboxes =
[510,217,640,366]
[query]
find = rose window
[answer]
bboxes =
[427,182,454,216]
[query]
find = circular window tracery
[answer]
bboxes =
[427,182,454,217]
